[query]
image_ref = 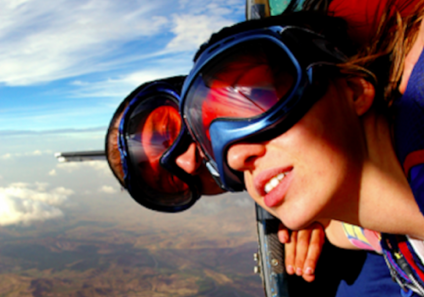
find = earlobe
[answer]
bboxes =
[347,77,375,116]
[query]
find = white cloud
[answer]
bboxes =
[0,150,53,160]
[48,169,57,176]
[57,160,109,174]
[167,0,243,53]
[165,13,233,52]
[67,1,244,99]
[69,62,190,98]
[31,150,42,156]
[0,0,244,87]
[8,182,29,188]
[34,182,49,191]
[5,0,31,10]
[98,185,117,194]
[1,153,12,160]
[0,182,74,226]
[0,0,169,86]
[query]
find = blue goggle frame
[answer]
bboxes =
[181,25,347,192]
[118,78,202,212]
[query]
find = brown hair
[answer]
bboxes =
[105,101,128,187]
[278,0,424,110]
[199,3,424,112]
[335,0,424,110]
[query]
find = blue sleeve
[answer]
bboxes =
[409,164,424,215]
[393,48,424,216]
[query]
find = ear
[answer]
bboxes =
[346,77,375,116]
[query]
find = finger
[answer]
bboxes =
[278,223,289,243]
[294,229,313,276]
[285,230,297,275]
[302,223,325,282]
[302,273,316,283]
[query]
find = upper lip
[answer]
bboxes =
[254,166,293,197]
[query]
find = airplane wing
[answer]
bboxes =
[54,150,105,162]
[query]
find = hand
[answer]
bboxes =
[278,222,325,282]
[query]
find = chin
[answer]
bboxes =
[282,220,310,231]
[277,209,316,231]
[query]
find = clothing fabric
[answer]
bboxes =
[336,251,416,297]
[385,45,424,294]
[287,241,410,297]
[394,47,424,215]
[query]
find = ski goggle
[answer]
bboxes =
[181,25,347,192]
[117,76,203,212]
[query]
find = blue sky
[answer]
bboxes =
[0,0,246,226]
[0,0,245,131]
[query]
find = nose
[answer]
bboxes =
[175,143,202,175]
[227,142,266,172]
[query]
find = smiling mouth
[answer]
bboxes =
[255,167,293,208]
[264,172,288,194]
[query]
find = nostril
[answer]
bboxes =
[227,143,266,171]
[245,155,257,166]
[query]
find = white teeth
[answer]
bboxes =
[264,173,286,194]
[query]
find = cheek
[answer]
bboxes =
[287,104,355,174]
[270,133,350,226]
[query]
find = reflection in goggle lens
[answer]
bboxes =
[138,105,188,194]
[185,40,296,159]
[125,95,192,208]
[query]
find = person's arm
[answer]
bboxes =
[325,220,382,253]
[280,219,383,283]
[280,222,325,282]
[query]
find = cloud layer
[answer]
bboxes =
[98,185,117,194]
[0,0,243,87]
[56,160,109,174]
[0,182,74,226]
[0,0,170,86]
[1,150,52,160]
[0,0,244,132]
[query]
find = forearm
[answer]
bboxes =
[325,220,382,253]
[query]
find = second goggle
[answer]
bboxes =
[117,76,202,212]
[180,23,348,192]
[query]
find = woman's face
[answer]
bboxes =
[227,78,367,229]
[139,105,189,193]
[174,142,224,195]
[137,105,223,196]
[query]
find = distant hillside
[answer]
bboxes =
[0,193,264,296]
